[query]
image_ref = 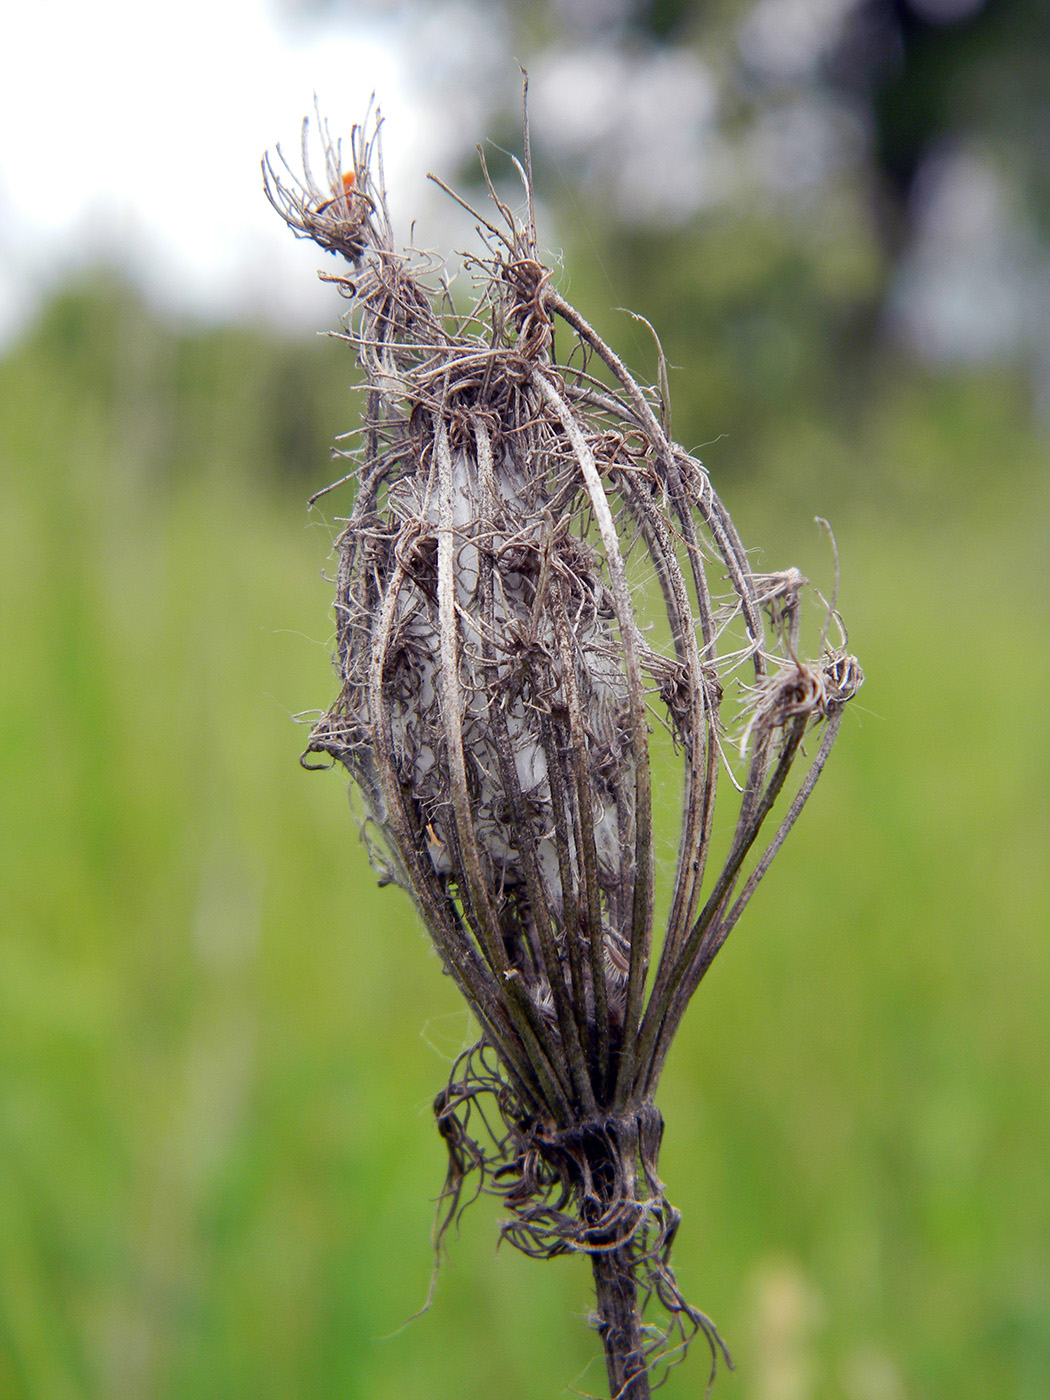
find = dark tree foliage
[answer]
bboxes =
[834,0,1050,244]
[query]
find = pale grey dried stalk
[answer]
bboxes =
[264,98,862,1398]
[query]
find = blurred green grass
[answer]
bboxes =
[1,277,1048,1399]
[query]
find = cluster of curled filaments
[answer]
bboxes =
[264,105,862,1398]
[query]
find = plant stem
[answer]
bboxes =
[591,1247,651,1400]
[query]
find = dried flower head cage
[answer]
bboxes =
[264,94,862,1399]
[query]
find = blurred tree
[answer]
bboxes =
[830,0,1050,244]
[15,274,352,488]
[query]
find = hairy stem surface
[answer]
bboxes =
[592,1247,651,1400]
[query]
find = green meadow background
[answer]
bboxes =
[2,251,1048,1400]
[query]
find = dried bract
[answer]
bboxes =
[265,103,862,1399]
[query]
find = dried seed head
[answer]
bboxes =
[267,102,862,1388]
[266,105,863,1106]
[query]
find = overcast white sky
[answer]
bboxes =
[0,0,434,343]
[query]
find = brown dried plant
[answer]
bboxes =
[264,95,862,1399]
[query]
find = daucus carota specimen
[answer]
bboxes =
[264,96,862,1397]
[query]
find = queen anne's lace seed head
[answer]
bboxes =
[266,102,861,1393]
